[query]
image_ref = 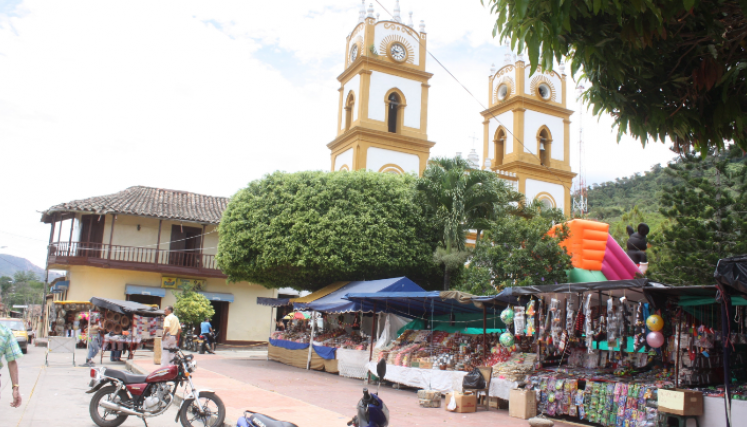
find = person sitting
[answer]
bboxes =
[200,317,215,354]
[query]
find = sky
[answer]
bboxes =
[0,0,677,269]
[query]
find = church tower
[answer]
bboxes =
[481,51,576,216]
[328,1,435,175]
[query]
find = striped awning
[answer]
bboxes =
[290,281,349,304]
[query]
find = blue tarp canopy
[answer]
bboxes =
[199,292,234,303]
[256,297,292,307]
[296,277,425,313]
[344,290,516,319]
[125,285,166,297]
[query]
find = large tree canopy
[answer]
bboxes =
[217,170,441,291]
[485,0,747,153]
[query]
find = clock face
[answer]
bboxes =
[538,83,551,100]
[390,43,406,62]
[349,44,358,63]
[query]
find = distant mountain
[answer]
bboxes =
[0,254,63,281]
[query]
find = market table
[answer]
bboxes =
[365,361,468,394]
[337,348,369,379]
[268,338,336,371]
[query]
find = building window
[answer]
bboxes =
[538,128,552,167]
[387,92,401,133]
[344,91,355,131]
[379,164,405,174]
[535,192,556,211]
[494,128,506,166]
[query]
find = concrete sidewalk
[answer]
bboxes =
[128,355,351,427]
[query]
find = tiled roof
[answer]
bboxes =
[42,186,229,224]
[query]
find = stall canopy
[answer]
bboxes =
[256,297,292,307]
[297,277,424,313]
[290,281,350,305]
[125,285,166,297]
[89,297,165,317]
[345,290,517,319]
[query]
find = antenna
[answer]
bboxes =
[572,85,588,216]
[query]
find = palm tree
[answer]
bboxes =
[416,156,524,289]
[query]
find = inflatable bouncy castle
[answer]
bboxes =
[549,219,642,283]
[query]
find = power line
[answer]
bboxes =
[372,1,573,191]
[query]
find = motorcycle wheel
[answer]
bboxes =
[179,392,226,427]
[89,385,130,427]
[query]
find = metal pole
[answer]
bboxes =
[306,311,317,370]
[675,310,681,388]
[368,304,377,362]
[267,306,274,361]
[483,306,487,353]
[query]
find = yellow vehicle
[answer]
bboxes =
[0,318,29,354]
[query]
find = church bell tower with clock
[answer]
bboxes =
[328,1,435,175]
[481,52,577,216]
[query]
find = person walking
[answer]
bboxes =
[161,306,181,366]
[200,317,215,354]
[1,323,23,408]
[84,317,103,366]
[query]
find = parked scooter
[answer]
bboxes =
[199,330,219,354]
[236,360,389,427]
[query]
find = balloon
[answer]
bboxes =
[646,315,664,332]
[646,331,665,348]
[500,308,515,325]
[499,332,515,348]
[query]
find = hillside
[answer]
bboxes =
[0,254,62,281]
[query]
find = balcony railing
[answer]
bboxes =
[48,242,222,276]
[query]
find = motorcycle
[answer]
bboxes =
[87,348,226,427]
[237,360,389,427]
[180,327,195,352]
[199,330,218,354]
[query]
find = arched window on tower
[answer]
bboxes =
[538,128,552,167]
[387,92,401,133]
[494,128,506,167]
[344,92,355,131]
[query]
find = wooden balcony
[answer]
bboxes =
[47,242,226,278]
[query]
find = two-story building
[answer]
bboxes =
[41,186,278,343]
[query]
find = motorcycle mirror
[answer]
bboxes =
[376,358,386,380]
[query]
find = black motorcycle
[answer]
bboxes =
[199,330,218,354]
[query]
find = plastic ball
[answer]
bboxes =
[646,315,664,332]
[499,332,515,348]
[500,307,515,325]
[646,331,665,348]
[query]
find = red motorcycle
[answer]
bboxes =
[86,348,225,427]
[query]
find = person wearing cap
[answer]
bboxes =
[0,323,23,408]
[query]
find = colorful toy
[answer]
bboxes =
[499,332,515,348]
[500,307,515,325]
[645,315,664,332]
[646,331,664,348]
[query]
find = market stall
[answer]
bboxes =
[344,291,516,394]
[88,297,164,362]
[45,300,94,346]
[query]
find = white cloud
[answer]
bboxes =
[0,0,677,267]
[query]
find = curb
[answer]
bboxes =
[126,360,234,427]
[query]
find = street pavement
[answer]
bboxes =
[2,343,578,427]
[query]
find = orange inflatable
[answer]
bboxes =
[549,219,610,271]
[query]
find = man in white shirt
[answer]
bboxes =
[161,306,181,366]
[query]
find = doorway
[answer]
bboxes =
[79,215,106,258]
[209,301,229,343]
[169,225,202,267]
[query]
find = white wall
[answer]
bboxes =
[374,22,420,66]
[524,110,564,160]
[368,71,422,129]
[525,179,565,212]
[341,73,361,129]
[366,147,419,174]
[335,148,353,170]
[487,111,514,159]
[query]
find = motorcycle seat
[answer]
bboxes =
[247,413,299,427]
[104,368,148,384]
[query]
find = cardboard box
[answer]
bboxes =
[489,397,509,410]
[658,389,704,416]
[417,390,441,408]
[419,360,433,370]
[445,391,477,413]
[509,389,537,419]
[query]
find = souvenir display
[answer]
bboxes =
[500,307,515,325]
[646,314,664,332]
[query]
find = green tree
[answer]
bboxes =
[174,289,215,328]
[650,146,747,285]
[415,156,524,290]
[460,205,572,291]
[217,170,442,291]
[484,0,747,153]
[3,271,44,313]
